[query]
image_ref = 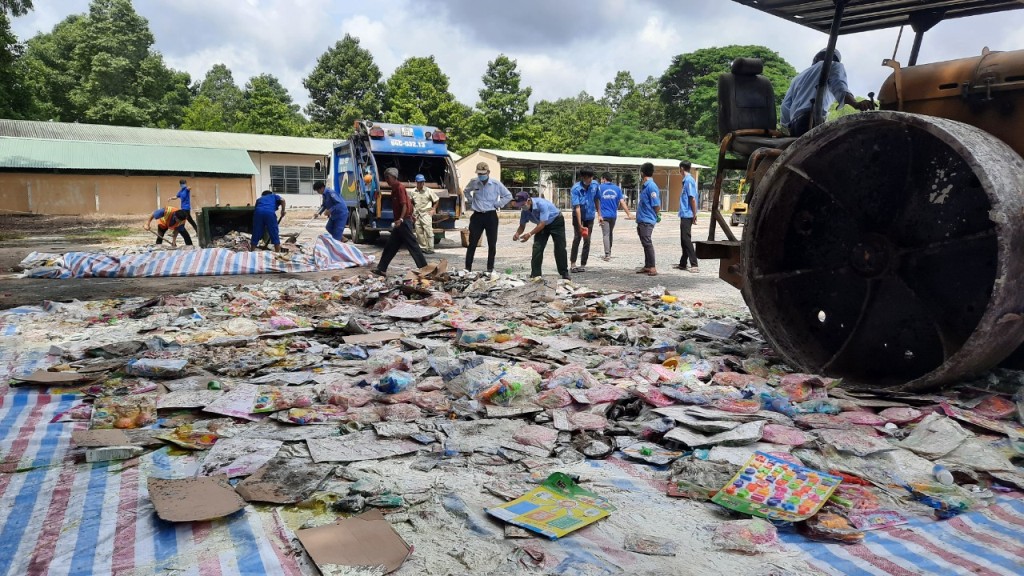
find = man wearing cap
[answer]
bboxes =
[372,167,428,276]
[462,161,512,273]
[314,181,348,242]
[410,174,439,254]
[781,49,875,137]
[145,206,193,247]
[512,191,569,280]
[598,172,631,261]
[635,162,660,276]
[569,166,600,273]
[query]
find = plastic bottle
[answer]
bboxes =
[933,464,955,486]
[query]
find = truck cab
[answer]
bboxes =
[329,120,461,244]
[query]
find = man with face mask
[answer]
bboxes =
[462,161,512,273]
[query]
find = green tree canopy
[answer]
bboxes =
[529,92,611,154]
[181,95,227,132]
[579,111,718,168]
[0,4,33,119]
[194,63,243,125]
[476,54,531,141]
[234,73,307,135]
[382,56,468,146]
[21,0,191,126]
[660,45,796,143]
[303,34,383,136]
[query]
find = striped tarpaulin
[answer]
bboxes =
[21,234,372,279]
[0,390,303,576]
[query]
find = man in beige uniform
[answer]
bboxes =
[410,174,439,254]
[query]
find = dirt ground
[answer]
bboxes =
[0,210,748,314]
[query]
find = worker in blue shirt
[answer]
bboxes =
[781,49,875,137]
[314,181,349,242]
[175,179,199,233]
[462,161,513,273]
[250,190,286,252]
[597,172,631,261]
[569,166,600,273]
[675,161,700,273]
[512,191,569,280]
[635,162,661,276]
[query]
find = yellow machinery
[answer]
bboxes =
[710,0,1024,391]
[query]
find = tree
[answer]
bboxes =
[21,0,191,126]
[382,56,468,146]
[0,10,33,118]
[579,112,718,169]
[530,92,611,154]
[660,45,796,143]
[181,95,227,131]
[194,63,243,127]
[234,73,306,136]
[476,54,531,141]
[303,34,383,136]
[602,71,635,114]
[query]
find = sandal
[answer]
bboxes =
[646,269,658,276]
[635,267,651,274]
[571,266,585,273]
[688,267,700,274]
[370,268,387,277]
[672,264,686,270]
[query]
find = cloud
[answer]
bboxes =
[8,0,1024,116]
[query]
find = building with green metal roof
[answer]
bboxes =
[0,120,335,215]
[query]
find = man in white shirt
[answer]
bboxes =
[781,49,875,137]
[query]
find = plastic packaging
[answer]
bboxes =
[533,386,573,409]
[375,370,414,394]
[125,358,188,379]
[546,364,600,389]
[322,384,376,408]
[712,519,783,554]
[933,464,955,486]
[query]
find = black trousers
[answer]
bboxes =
[531,215,569,278]
[185,211,198,233]
[637,223,655,269]
[156,226,192,246]
[465,211,498,271]
[377,219,428,272]
[789,110,824,137]
[679,217,698,268]
[570,212,594,266]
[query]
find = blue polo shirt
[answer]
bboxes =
[520,197,561,226]
[570,180,598,221]
[598,183,623,219]
[636,179,661,225]
[176,185,192,211]
[677,173,698,218]
[255,193,281,213]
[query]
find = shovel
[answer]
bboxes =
[285,213,319,244]
[145,227,177,248]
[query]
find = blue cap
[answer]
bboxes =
[415,174,426,182]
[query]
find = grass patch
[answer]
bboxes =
[0,231,27,242]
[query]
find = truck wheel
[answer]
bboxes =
[742,111,1024,392]
[349,209,373,244]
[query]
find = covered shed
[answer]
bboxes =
[456,149,708,212]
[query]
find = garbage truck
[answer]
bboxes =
[316,120,462,244]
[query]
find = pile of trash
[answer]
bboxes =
[3,265,1024,574]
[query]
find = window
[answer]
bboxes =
[270,164,317,195]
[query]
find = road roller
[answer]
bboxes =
[703,1,1024,391]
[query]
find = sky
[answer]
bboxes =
[11,0,1024,112]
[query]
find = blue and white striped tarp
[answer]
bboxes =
[20,234,371,279]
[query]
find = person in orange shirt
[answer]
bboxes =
[145,207,192,246]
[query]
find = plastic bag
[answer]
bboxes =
[253,387,314,413]
[125,358,187,379]
[712,519,783,554]
[547,364,600,389]
[410,390,451,413]
[533,386,573,409]
[369,354,412,375]
[333,344,368,360]
[321,384,376,408]
[376,370,414,394]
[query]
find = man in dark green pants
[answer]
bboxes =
[511,191,569,280]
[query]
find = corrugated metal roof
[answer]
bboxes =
[477,149,710,170]
[0,137,259,175]
[730,0,1024,35]
[0,119,334,155]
